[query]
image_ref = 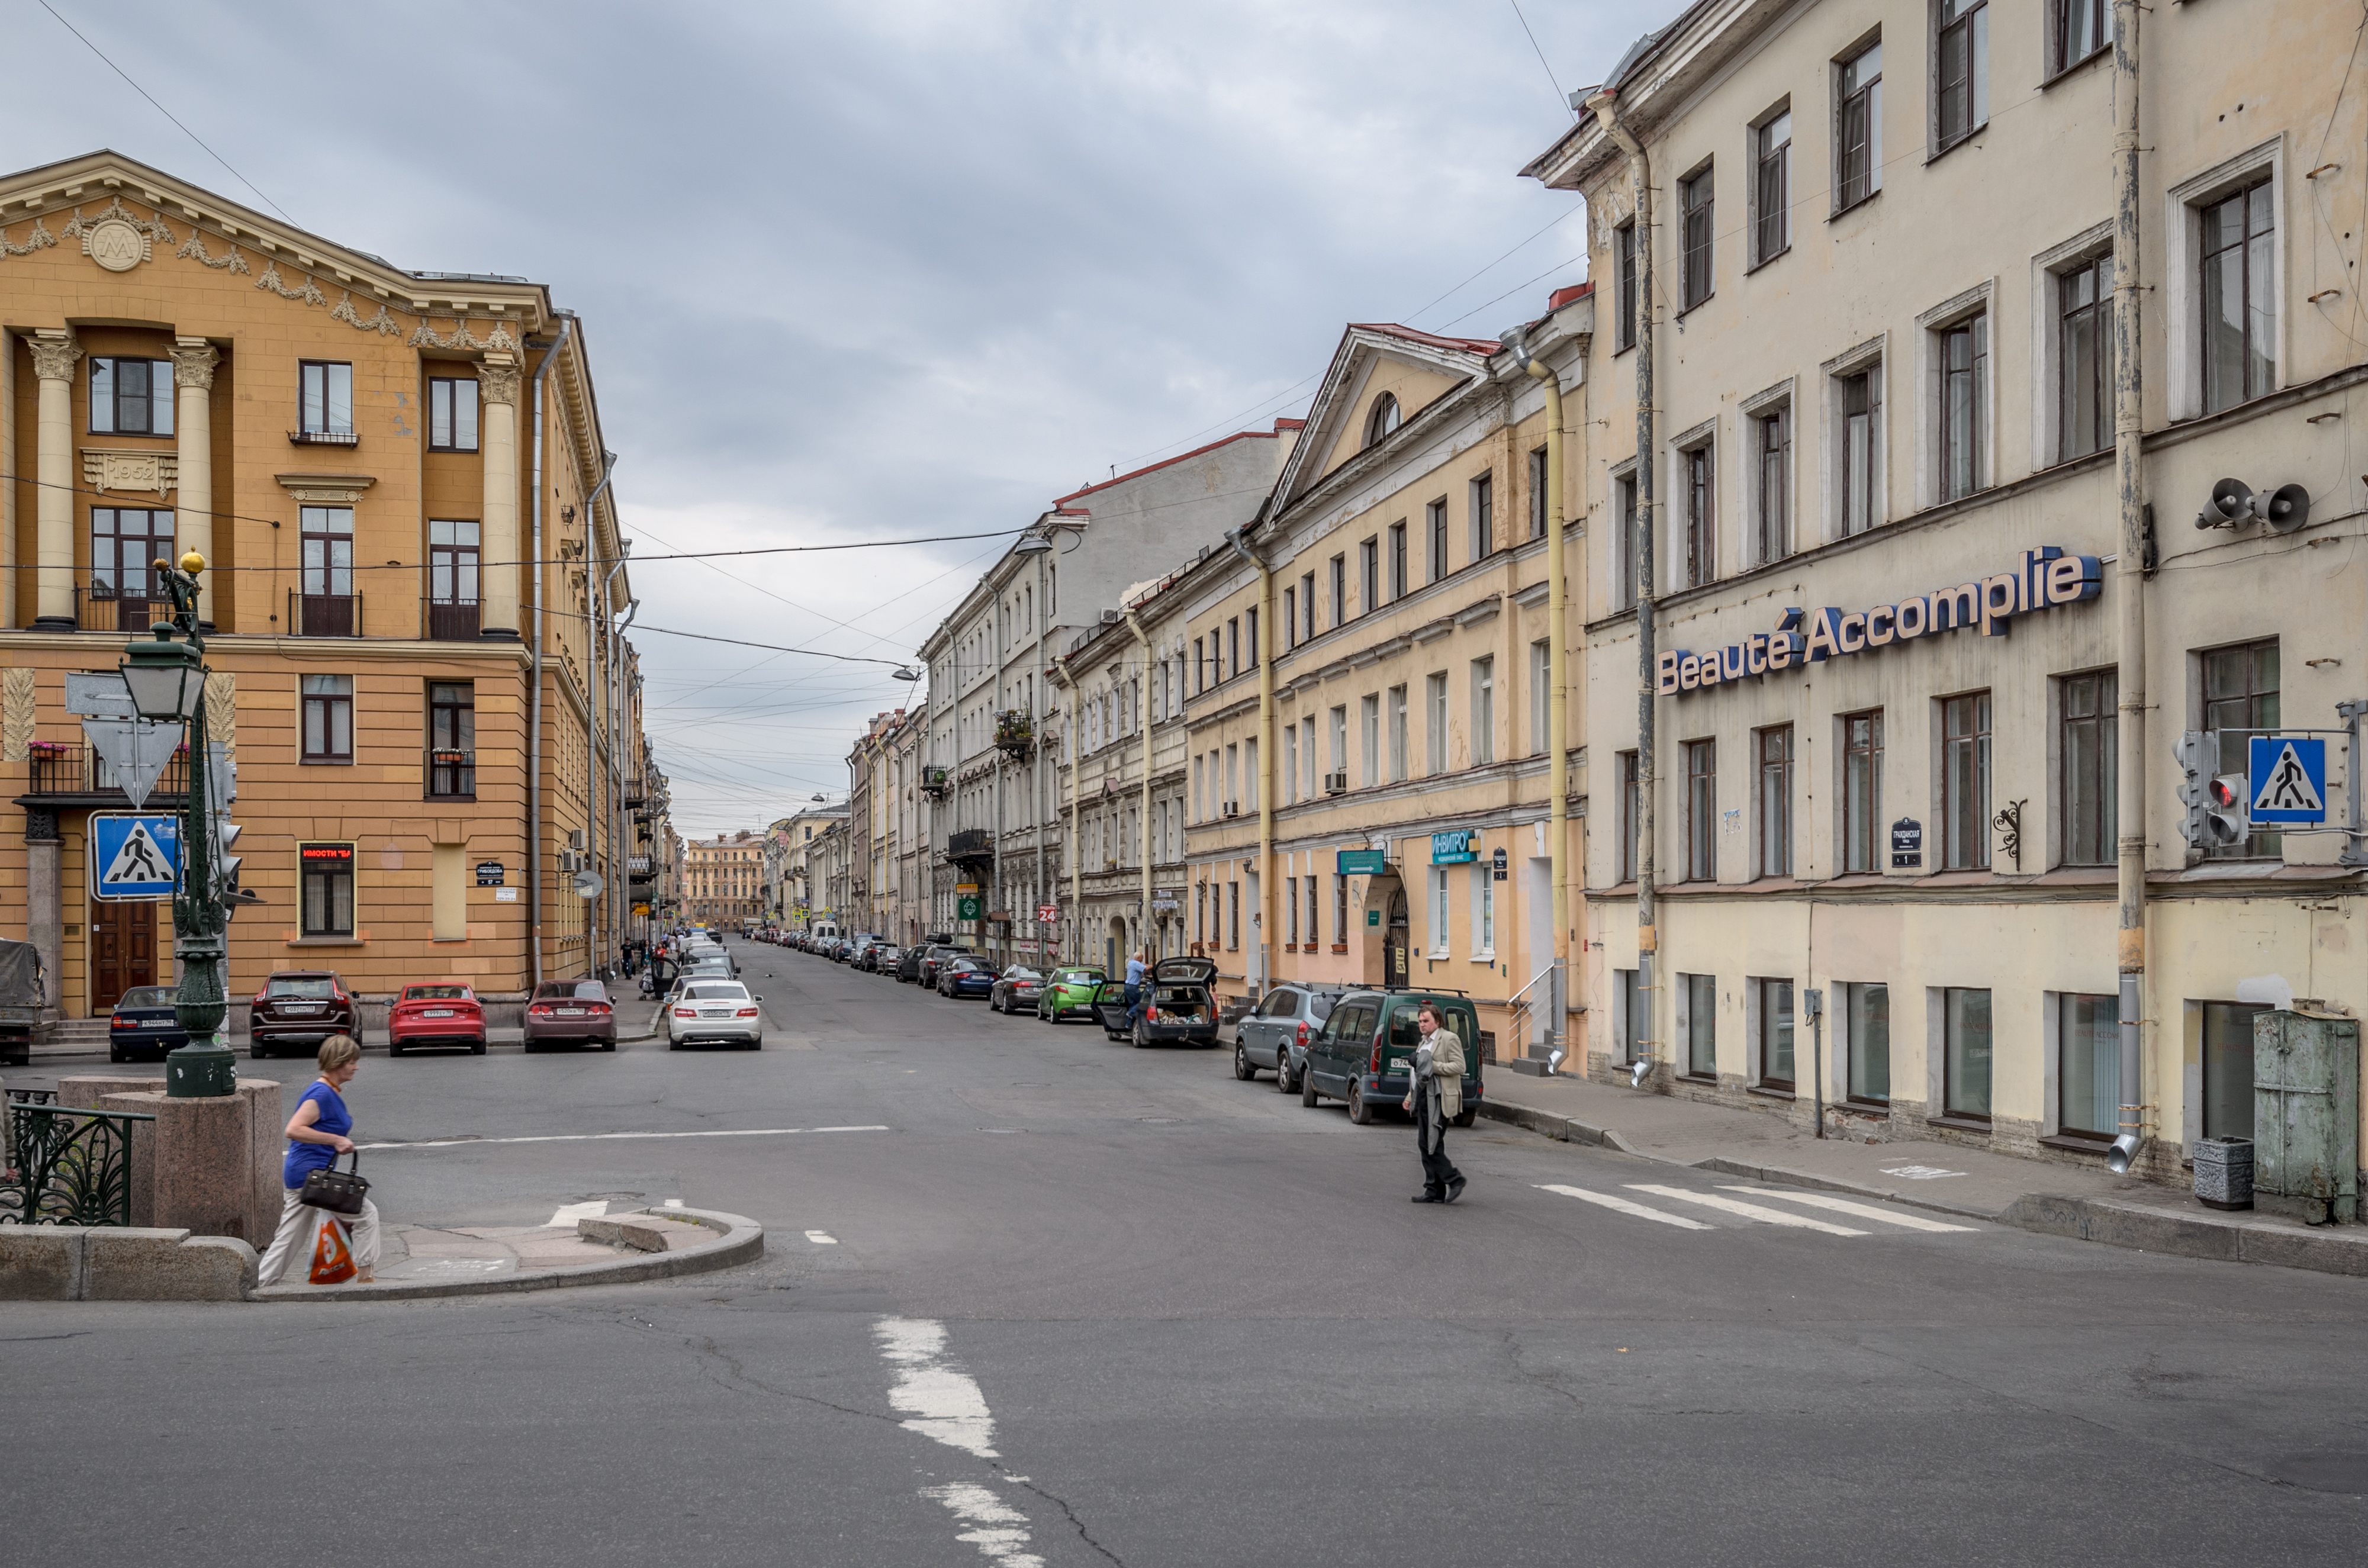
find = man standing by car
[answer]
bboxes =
[1123,948,1148,1026]
[1402,1003,1466,1205]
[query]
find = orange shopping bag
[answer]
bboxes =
[309,1215,358,1284]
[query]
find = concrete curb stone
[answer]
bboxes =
[250,1204,762,1303]
[0,1225,256,1300]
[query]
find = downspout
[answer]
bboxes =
[2108,0,2148,1173]
[588,450,622,954]
[1588,89,1658,1086]
[612,582,638,951]
[526,311,574,990]
[1523,346,1570,1064]
[1227,523,1275,997]
[1067,675,1082,964]
[1125,608,1154,958]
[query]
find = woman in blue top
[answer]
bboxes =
[256,1035,381,1286]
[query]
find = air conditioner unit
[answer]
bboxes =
[568,829,588,851]
[1324,772,1347,794]
[1222,800,1241,817]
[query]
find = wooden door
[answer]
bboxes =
[90,899,159,1012]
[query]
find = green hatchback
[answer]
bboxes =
[1038,967,1108,1022]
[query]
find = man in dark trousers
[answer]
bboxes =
[1402,1002,1467,1204]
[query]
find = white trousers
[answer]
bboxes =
[256,1184,382,1285]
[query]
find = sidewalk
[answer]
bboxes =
[1482,1072,2368,1278]
[255,1202,762,1302]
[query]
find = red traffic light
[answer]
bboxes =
[2207,775,2246,809]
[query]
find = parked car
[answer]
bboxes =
[249,970,358,1059]
[524,979,617,1051]
[108,984,187,1063]
[666,980,763,1049]
[1036,967,1108,1022]
[896,946,929,983]
[1089,979,1134,1037]
[1124,956,1221,1048]
[0,938,47,1068]
[683,954,737,984]
[918,944,975,989]
[937,958,999,999]
[1299,989,1484,1127]
[1233,982,1347,1090]
[388,983,488,1057]
[989,966,1044,1014]
[867,943,903,974]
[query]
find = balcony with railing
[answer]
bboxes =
[427,599,480,640]
[288,589,363,637]
[21,743,189,806]
[995,710,1034,758]
[947,828,993,868]
[81,581,172,633]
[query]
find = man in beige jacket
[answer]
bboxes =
[1402,1003,1466,1204]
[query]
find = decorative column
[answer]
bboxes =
[477,356,522,640]
[171,339,221,629]
[29,330,81,631]
[25,807,62,1020]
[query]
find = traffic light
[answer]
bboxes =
[2205,771,2251,847]
[2174,731,2212,850]
[213,816,260,912]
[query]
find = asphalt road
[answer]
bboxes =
[9,938,2366,1566]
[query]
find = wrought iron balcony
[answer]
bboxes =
[20,743,188,806]
[947,828,993,865]
[427,599,480,640]
[287,590,363,637]
[995,710,1034,758]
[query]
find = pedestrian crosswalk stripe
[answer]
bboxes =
[1716,1186,1979,1232]
[1534,1183,1714,1229]
[1626,1183,1868,1235]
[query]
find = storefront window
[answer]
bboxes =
[1756,977,1795,1090]
[1846,982,1890,1103]
[1944,986,1993,1119]
[1685,973,1717,1077]
[2058,991,2120,1138]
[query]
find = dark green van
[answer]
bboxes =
[1300,989,1484,1126]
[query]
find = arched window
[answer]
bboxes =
[1365,392,1401,447]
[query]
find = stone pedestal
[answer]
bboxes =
[56,1073,286,1244]
[97,1090,165,1227]
[240,1078,286,1241]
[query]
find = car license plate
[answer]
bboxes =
[556,1008,585,1016]
[281,1004,323,1015]
[424,1009,455,1018]
[700,1009,729,1018]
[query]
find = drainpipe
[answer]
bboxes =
[1588,89,1658,1087]
[1523,345,1570,1065]
[611,582,638,952]
[1227,523,1275,997]
[1067,677,1082,963]
[2108,0,2149,1174]
[526,311,574,990]
[587,450,622,953]
[1125,608,1155,958]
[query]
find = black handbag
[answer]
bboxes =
[298,1151,369,1216]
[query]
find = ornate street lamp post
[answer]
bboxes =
[121,552,237,1098]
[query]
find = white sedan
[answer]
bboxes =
[666,981,764,1050]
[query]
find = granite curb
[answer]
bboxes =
[250,1204,762,1302]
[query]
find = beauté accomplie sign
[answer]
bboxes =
[1657,546,2102,698]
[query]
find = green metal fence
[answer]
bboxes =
[0,1099,153,1227]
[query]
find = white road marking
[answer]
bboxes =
[1880,1164,1967,1180]
[356,1125,890,1150]
[1716,1186,1981,1232]
[1626,1184,1868,1235]
[661,1199,684,1209]
[920,1483,1043,1568]
[544,1199,608,1228]
[1536,1183,1715,1229]
[805,1229,838,1244]
[876,1317,998,1458]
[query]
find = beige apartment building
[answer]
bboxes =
[1179,315,1591,1062]
[684,830,764,929]
[1528,0,2367,1179]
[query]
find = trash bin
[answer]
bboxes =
[2194,1135,2254,1211]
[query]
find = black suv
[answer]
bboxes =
[1231,982,1347,1091]
[1298,989,1484,1127]
[916,944,976,989]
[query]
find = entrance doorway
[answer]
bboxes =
[1107,915,1128,979]
[91,898,160,1012]
[1384,888,1410,988]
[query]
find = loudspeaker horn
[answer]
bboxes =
[2205,477,2256,526]
[2263,482,2311,533]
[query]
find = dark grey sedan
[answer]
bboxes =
[989,967,1044,1015]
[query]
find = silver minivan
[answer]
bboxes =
[1231,983,1346,1092]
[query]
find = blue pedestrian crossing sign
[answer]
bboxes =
[90,813,182,899]
[2247,736,2328,825]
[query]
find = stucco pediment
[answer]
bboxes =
[1272,323,1500,515]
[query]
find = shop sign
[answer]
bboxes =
[1037,903,1060,922]
[475,860,505,886]
[1890,818,1923,868]
[1336,848,1388,875]
[1659,548,2102,698]
[1431,829,1478,865]
[1151,890,1179,910]
[957,895,982,920]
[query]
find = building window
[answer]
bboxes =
[2058,991,2121,1139]
[1427,499,1449,583]
[2051,0,2109,76]
[1935,0,1989,151]
[1329,555,1346,626]
[1286,876,1299,944]
[1937,311,1989,501]
[2202,1000,2266,1140]
[1426,671,1449,774]
[1613,220,1638,352]
[1682,440,1716,587]
[1845,982,1890,1103]
[1685,738,1717,881]
[2200,178,2276,414]
[1755,977,1796,1090]
[1944,986,1993,1120]
[2057,254,2114,462]
[428,377,480,452]
[1300,571,1316,642]
[1227,881,1240,949]
[1388,684,1409,783]
[299,361,354,437]
[1307,878,1321,949]
[1362,693,1381,785]
[1753,404,1790,563]
[1388,520,1408,600]
[1520,446,1547,542]
[1469,473,1494,561]
[2205,639,2281,858]
[1360,539,1379,613]
[90,507,175,623]
[1615,968,1645,1064]
[1758,725,1793,878]
[1329,705,1347,783]
[428,681,475,797]
[300,505,355,637]
[1684,973,1717,1077]
[2060,671,2117,867]
[1617,750,1640,884]
[1282,725,1298,806]
[1843,710,1884,874]
[428,519,480,640]
[302,674,353,763]
[1680,165,1714,310]
[1192,637,1205,694]
[300,843,356,938]
[1612,470,1638,610]
[1836,38,1884,211]
[1469,658,1495,766]
[1246,607,1259,668]
[1471,864,1495,955]
[1282,585,1297,651]
[1334,874,1349,944]
[1837,365,1881,536]
[1942,691,1993,870]
[1227,617,1239,678]
[1752,108,1791,265]
[88,357,173,436]
[1530,639,1550,758]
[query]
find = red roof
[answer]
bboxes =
[1347,322,1503,356]
[1549,281,1594,311]
[1055,424,1291,506]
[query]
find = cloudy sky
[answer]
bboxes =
[9,0,1667,835]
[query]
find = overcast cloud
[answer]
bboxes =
[7,0,1670,835]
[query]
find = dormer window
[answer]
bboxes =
[1365,392,1400,446]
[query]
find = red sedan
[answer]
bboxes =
[388,984,487,1057]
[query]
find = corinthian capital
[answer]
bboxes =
[477,360,523,407]
[28,331,82,382]
[170,339,221,390]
